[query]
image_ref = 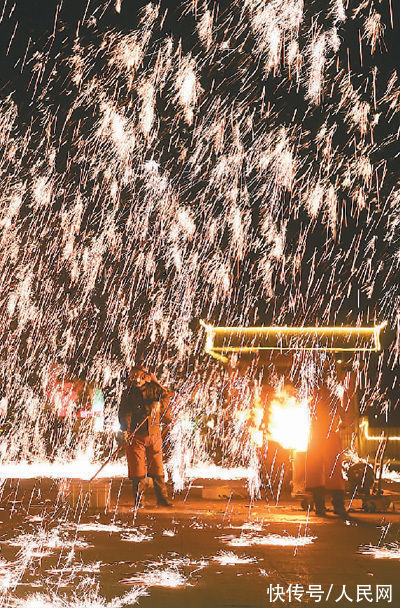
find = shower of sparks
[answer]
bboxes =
[359,543,400,559]
[0,0,398,494]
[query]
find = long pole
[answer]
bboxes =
[89,417,148,482]
[89,379,197,482]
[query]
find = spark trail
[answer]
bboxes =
[0,0,398,488]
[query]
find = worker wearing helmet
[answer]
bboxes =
[118,366,173,508]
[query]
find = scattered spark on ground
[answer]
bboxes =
[148,556,209,569]
[0,557,24,591]
[7,587,147,608]
[212,551,258,566]
[220,532,316,547]
[120,566,190,588]
[120,530,153,543]
[46,562,103,575]
[359,543,400,559]
[65,523,125,533]
[230,521,266,532]
[5,529,91,554]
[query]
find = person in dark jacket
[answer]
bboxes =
[306,356,356,517]
[118,366,173,508]
[306,382,346,516]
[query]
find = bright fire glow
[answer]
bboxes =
[268,389,311,452]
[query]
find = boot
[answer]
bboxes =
[331,489,347,517]
[312,486,326,516]
[131,477,146,508]
[152,476,172,507]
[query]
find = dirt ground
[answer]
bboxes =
[0,477,399,608]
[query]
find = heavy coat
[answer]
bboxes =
[118,380,171,479]
[305,385,345,491]
[118,381,171,435]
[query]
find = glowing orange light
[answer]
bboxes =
[360,418,400,441]
[268,390,311,452]
[200,320,386,362]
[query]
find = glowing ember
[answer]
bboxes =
[212,551,257,566]
[220,533,316,547]
[120,530,153,543]
[8,587,147,607]
[359,543,400,559]
[120,567,190,588]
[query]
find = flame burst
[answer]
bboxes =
[268,389,311,452]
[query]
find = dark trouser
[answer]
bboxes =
[311,487,346,515]
[306,432,345,491]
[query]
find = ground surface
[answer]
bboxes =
[0,477,399,608]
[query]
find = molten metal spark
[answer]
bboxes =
[212,551,257,566]
[0,0,396,499]
[359,543,400,559]
[120,567,190,588]
[220,532,316,547]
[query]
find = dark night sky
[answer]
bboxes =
[1,0,399,96]
[0,1,399,424]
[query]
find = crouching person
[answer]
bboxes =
[118,366,173,508]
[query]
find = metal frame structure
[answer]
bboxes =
[200,320,387,363]
[201,319,400,459]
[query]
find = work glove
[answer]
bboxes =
[115,430,126,447]
[123,430,131,445]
